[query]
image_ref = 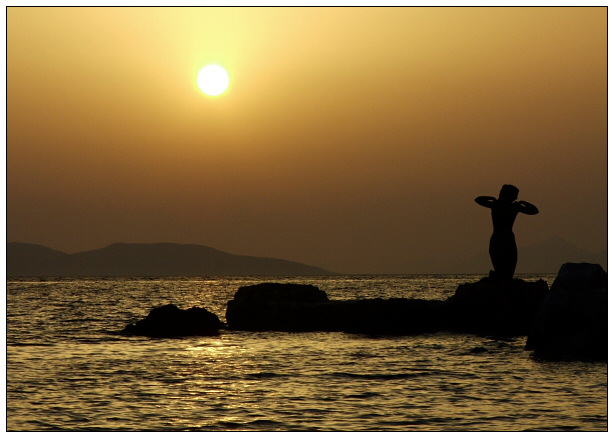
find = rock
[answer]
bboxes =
[227,294,446,334]
[123,303,221,337]
[226,283,330,331]
[225,282,444,333]
[225,279,550,336]
[443,276,549,336]
[231,282,329,304]
[526,263,607,362]
[316,298,444,335]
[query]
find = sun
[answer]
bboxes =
[197,65,229,96]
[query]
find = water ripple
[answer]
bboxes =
[7,275,606,431]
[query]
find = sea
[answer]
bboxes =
[6,274,607,432]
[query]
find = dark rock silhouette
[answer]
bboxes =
[443,276,549,336]
[226,283,331,331]
[225,280,548,336]
[226,285,445,334]
[330,298,445,335]
[526,263,607,362]
[120,265,606,364]
[475,185,539,280]
[232,282,329,304]
[122,303,221,337]
[226,282,446,334]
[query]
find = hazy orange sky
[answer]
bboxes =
[7,7,607,273]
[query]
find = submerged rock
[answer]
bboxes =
[123,303,221,337]
[526,263,607,362]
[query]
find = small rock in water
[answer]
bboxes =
[226,283,331,331]
[123,303,221,337]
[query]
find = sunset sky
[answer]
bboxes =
[7,7,607,274]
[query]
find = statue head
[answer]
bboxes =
[499,184,519,203]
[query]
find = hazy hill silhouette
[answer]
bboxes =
[7,242,334,277]
[452,237,607,274]
[7,237,606,276]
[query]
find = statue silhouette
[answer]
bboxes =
[475,185,539,280]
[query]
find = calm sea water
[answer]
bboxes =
[6,275,607,431]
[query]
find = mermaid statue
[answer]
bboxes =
[475,185,539,280]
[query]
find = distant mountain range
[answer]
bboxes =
[6,242,334,277]
[450,237,607,274]
[6,237,607,277]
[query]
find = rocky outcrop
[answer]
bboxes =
[121,266,606,363]
[526,263,607,362]
[225,283,331,332]
[331,298,445,335]
[226,284,445,334]
[231,282,329,305]
[225,280,548,336]
[443,275,549,336]
[123,303,221,337]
